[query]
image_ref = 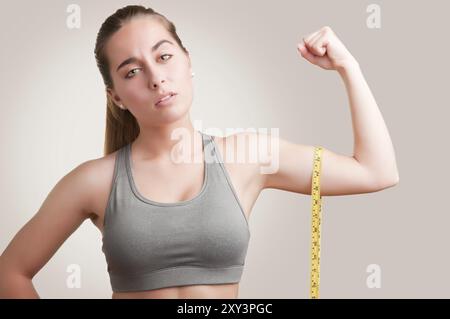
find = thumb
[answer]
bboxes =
[297,42,320,65]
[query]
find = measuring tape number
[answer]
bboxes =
[310,146,323,299]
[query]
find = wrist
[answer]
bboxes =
[336,58,360,75]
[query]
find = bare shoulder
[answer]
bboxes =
[0,150,121,281]
[51,148,122,234]
[210,131,267,193]
[70,149,120,223]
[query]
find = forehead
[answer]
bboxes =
[106,17,173,64]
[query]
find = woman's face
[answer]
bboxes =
[106,16,193,126]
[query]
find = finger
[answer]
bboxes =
[297,41,308,58]
[297,38,309,54]
[310,34,328,56]
[303,30,320,44]
[304,32,323,54]
[309,31,323,45]
[298,42,321,65]
[304,34,324,57]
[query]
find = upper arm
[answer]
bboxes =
[0,160,99,278]
[251,132,398,196]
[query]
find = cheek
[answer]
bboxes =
[122,74,148,90]
[111,73,136,96]
[115,83,147,108]
[170,59,190,79]
[174,67,193,87]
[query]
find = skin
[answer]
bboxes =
[0,19,399,298]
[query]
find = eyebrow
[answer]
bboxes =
[116,39,174,72]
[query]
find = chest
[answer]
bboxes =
[91,141,260,235]
[131,161,206,204]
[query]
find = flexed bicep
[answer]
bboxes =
[261,134,398,196]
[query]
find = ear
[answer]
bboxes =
[106,87,125,110]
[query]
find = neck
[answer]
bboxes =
[132,116,202,164]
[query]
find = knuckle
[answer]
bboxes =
[322,25,332,33]
[312,45,321,53]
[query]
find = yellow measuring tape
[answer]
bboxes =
[310,146,323,299]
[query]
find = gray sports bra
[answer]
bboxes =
[101,131,251,292]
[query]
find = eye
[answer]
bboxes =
[160,53,172,61]
[125,54,173,79]
[125,68,140,79]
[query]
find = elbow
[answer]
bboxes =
[392,172,400,185]
[0,271,39,299]
[388,170,400,186]
[0,257,39,299]
[375,172,400,190]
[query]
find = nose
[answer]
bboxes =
[144,63,165,89]
[148,74,165,89]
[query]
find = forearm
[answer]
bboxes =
[0,272,40,299]
[337,61,399,184]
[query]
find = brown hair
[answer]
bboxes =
[94,5,189,155]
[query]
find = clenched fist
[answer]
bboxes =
[297,26,357,71]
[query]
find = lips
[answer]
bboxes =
[155,92,177,106]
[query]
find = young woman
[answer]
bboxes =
[0,5,399,299]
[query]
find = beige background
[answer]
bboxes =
[1,0,448,298]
